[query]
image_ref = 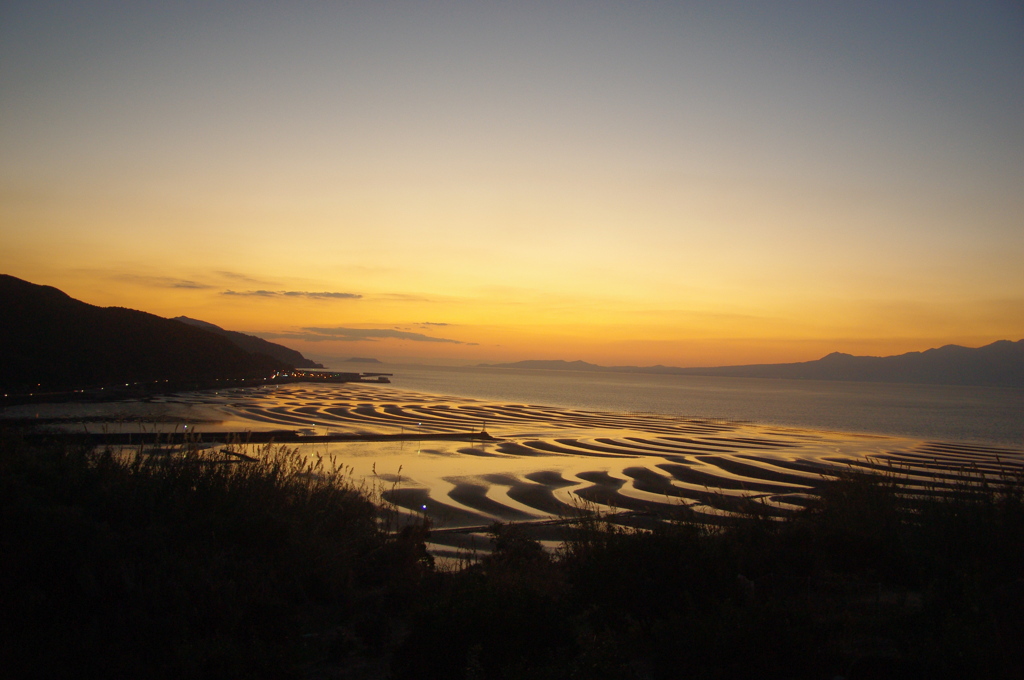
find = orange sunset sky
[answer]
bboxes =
[2,2,1022,367]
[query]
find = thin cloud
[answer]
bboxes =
[258,327,465,344]
[222,290,362,300]
[215,270,275,285]
[114,274,215,290]
[304,327,463,343]
[372,293,434,302]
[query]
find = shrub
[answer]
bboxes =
[0,429,419,679]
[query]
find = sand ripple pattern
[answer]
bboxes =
[162,384,1024,536]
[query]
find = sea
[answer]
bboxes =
[334,362,1024,448]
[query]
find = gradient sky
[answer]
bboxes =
[2,1,1022,366]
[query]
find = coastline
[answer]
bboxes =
[8,389,1022,678]
[9,381,1022,558]
[331,362,1024,447]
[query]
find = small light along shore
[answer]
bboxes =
[0,369,391,407]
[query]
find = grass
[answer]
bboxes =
[0,428,427,679]
[393,465,1024,680]
[3,426,1022,678]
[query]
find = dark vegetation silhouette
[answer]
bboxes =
[394,468,1024,680]
[3,426,1022,679]
[0,275,291,391]
[0,429,428,679]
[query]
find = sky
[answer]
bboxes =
[2,1,1022,367]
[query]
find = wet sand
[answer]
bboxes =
[8,382,1023,557]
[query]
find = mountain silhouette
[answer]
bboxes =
[671,341,1024,386]
[481,340,1024,387]
[173,316,322,369]
[0,275,290,391]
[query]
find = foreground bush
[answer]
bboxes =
[394,467,1024,680]
[4,427,1022,679]
[0,430,426,679]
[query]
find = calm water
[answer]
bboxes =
[334,362,1024,447]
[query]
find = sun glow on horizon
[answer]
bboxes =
[2,2,1022,367]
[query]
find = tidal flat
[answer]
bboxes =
[10,382,1022,559]
[6,382,1024,678]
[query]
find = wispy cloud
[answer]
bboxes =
[372,293,435,302]
[260,326,465,344]
[222,290,362,300]
[215,270,275,285]
[114,274,215,290]
[305,327,463,343]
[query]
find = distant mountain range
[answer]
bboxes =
[0,275,319,391]
[173,316,323,369]
[5,273,1021,391]
[480,340,1024,388]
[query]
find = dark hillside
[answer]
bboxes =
[0,275,288,391]
[173,316,323,368]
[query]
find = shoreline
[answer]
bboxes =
[7,382,1021,557]
[337,363,1024,448]
[7,367,1022,447]
[0,372,391,408]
